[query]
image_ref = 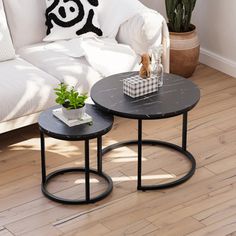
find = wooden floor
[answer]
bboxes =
[0,64,236,236]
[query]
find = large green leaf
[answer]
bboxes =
[183,0,192,31]
[165,0,179,31]
[165,0,197,32]
[174,3,184,32]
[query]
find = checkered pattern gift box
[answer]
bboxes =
[123,75,158,98]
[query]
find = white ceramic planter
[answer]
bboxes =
[62,105,85,120]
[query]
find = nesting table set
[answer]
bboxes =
[38,72,200,204]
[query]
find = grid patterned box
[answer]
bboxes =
[123,75,158,98]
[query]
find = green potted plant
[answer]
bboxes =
[165,0,200,78]
[54,83,88,120]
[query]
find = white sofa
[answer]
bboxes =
[0,0,169,134]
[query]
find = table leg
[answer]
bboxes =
[137,119,142,190]
[40,134,112,204]
[97,136,102,173]
[85,139,90,202]
[101,115,195,191]
[40,131,46,184]
[182,112,188,151]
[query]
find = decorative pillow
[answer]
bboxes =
[44,0,102,41]
[0,0,15,61]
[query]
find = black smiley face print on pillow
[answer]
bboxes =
[44,0,102,41]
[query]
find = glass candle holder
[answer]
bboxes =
[150,46,164,87]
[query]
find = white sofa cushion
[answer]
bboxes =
[0,0,15,61]
[44,0,102,42]
[18,43,102,94]
[3,0,47,49]
[0,58,59,122]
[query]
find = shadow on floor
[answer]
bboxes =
[0,124,39,150]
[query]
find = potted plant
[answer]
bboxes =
[165,0,200,78]
[54,83,88,120]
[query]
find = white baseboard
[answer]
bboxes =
[200,48,236,78]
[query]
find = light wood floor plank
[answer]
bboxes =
[0,229,14,236]
[149,217,204,236]
[187,213,236,236]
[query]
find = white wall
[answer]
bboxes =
[140,0,165,15]
[140,0,236,78]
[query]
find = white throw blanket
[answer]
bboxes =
[97,0,148,37]
[45,37,140,77]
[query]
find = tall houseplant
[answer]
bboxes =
[165,0,200,78]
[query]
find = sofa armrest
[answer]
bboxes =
[117,10,170,73]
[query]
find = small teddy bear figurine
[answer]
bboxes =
[139,53,151,79]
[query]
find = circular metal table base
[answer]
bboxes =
[41,167,113,204]
[102,140,196,191]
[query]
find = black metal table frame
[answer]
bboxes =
[40,131,113,204]
[102,111,196,191]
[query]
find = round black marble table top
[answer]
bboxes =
[38,104,114,141]
[91,72,200,120]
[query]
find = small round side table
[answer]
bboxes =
[91,72,200,191]
[38,104,114,204]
